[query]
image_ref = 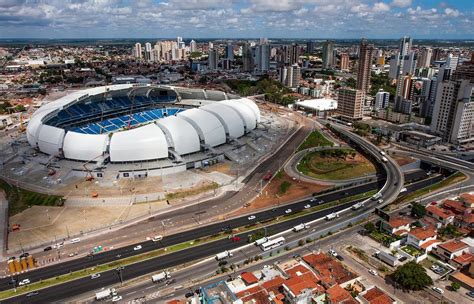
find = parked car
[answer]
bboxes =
[133,245,142,251]
[336,255,344,261]
[432,287,444,294]
[467,291,474,298]
[328,249,337,257]
[247,215,256,220]
[43,246,52,252]
[285,209,292,214]
[368,269,378,276]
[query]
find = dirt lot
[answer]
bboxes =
[229,173,330,216]
[392,155,417,166]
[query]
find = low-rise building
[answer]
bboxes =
[425,205,455,226]
[381,217,412,236]
[451,253,474,269]
[407,227,438,251]
[325,285,357,304]
[435,240,470,262]
[357,286,397,304]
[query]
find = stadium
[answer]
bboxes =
[26,84,262,178]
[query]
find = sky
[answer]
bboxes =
[0,0,473,39]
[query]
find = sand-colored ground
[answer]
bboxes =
[393,155,417,166]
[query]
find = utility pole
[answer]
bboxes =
[116,266,125,286]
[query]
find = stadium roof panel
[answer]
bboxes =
[177,108,226,147]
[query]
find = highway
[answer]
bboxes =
[3,171,444,303]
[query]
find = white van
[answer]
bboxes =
[70,238,81,244]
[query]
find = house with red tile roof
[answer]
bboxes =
[426,205,455,226]
[459,193,474,208]
[236,285,271,304]
[302,253,358,288]
[325,285,358,304]
[407,227,438,251]
[241,272,259,285]
[357,286,396,304]
[442,199,471,215]
[435,239,470,262]
[381,217,412,236]
[451,253,474,269]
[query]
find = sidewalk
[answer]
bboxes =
[0,191,7,261]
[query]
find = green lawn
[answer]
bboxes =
[401,245,423,257]
[297,131,334,151]
[0,179,63,216]
[369,230,398,245]
[297,149,375,180]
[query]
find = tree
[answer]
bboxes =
[410,202,426,218]
[364,222,376,233]
[392,261,433,291]
[451,282,460,292]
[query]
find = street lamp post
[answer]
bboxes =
[116,266,125,286]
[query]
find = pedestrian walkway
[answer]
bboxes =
[0,191,8,261]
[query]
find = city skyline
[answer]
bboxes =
[0,0,473,39]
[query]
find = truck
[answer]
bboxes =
[95,288,117,301]
[325,213,339,221]
[152,271,171,283]
[292,223,309,232]
[254,237,269,246]
[352,202,364,210]
[215,251,233,261]
[381,157,388,163]
[371,193,382,201]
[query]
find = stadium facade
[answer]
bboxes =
[26,84,260,176]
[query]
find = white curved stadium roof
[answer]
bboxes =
[26,85,260,163]
[156,116,201,155]
[177,108,226,147]
[201,103,245,138]
[110,124,169,162]
[63,132,108,161]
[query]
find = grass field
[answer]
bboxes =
[297,149,375,180]
[297,130,334,151]
[0,179,63,216]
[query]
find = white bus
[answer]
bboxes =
[260,237,285,251]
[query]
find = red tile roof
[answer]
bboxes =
[237,285,270,304]
[393,229,409,236]
[420,239,440,250]
[262,276,285,294]
[283,276,319,297]
[326,285,358,304]
[442,199,468,214]
[426,205,454,219]
[361,287,394,304]
[387,217,411,228]
[460,193,474,204]
[303,253,358,286]
[409,227,437,240]
[241,271,259,285]
[452,253,474,266]
[438,240,468,253]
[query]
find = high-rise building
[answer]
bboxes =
[340,53,349,71]
[453,54,474,82]
[289,43,300,65]
[417,48,432,68]
[336,88,364,120]
[256,43,270,72]
[189,40,197,52]
[375,90,390,110]
[396,74,415,100]
[388,54,401,79]
[431,48,442,64]
[431,79,474,144]
[306,40,315,54]
[356,39,374,93]
[145,42,153,61]
[242,43,254,72]
[401,52,417,75]
[280,65,300,88]
[134,43,142,59]
[226,43,234,60]
[445,53,459,70]
[259,37,268,45]
[399,36,413,58]
[208,42,214,49]
[208,49,218,70]
[176,36,184,49]
[322,40,334,69]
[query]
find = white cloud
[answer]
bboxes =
[391,0,411,8]
[444,8,460,17]
[373,2,390,12]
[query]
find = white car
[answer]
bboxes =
[285,209,292,214]
[18,279,30,286]
[304,204,311,209]
[152,235,163,242]
[248,215,256,220]
[432,287,444,294]
[133,245,142,251]
[90,273,100,279]
[70,238,81,244]
[309,198,317,203]
[112,295,123,302]
[328,249,337,257]
[368,269,378,276]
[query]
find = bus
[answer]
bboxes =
[260,237,285,251]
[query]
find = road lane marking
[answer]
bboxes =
[126,291,137,295]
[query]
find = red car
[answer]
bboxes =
[231,236,241,242]
[263,172,273,181]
